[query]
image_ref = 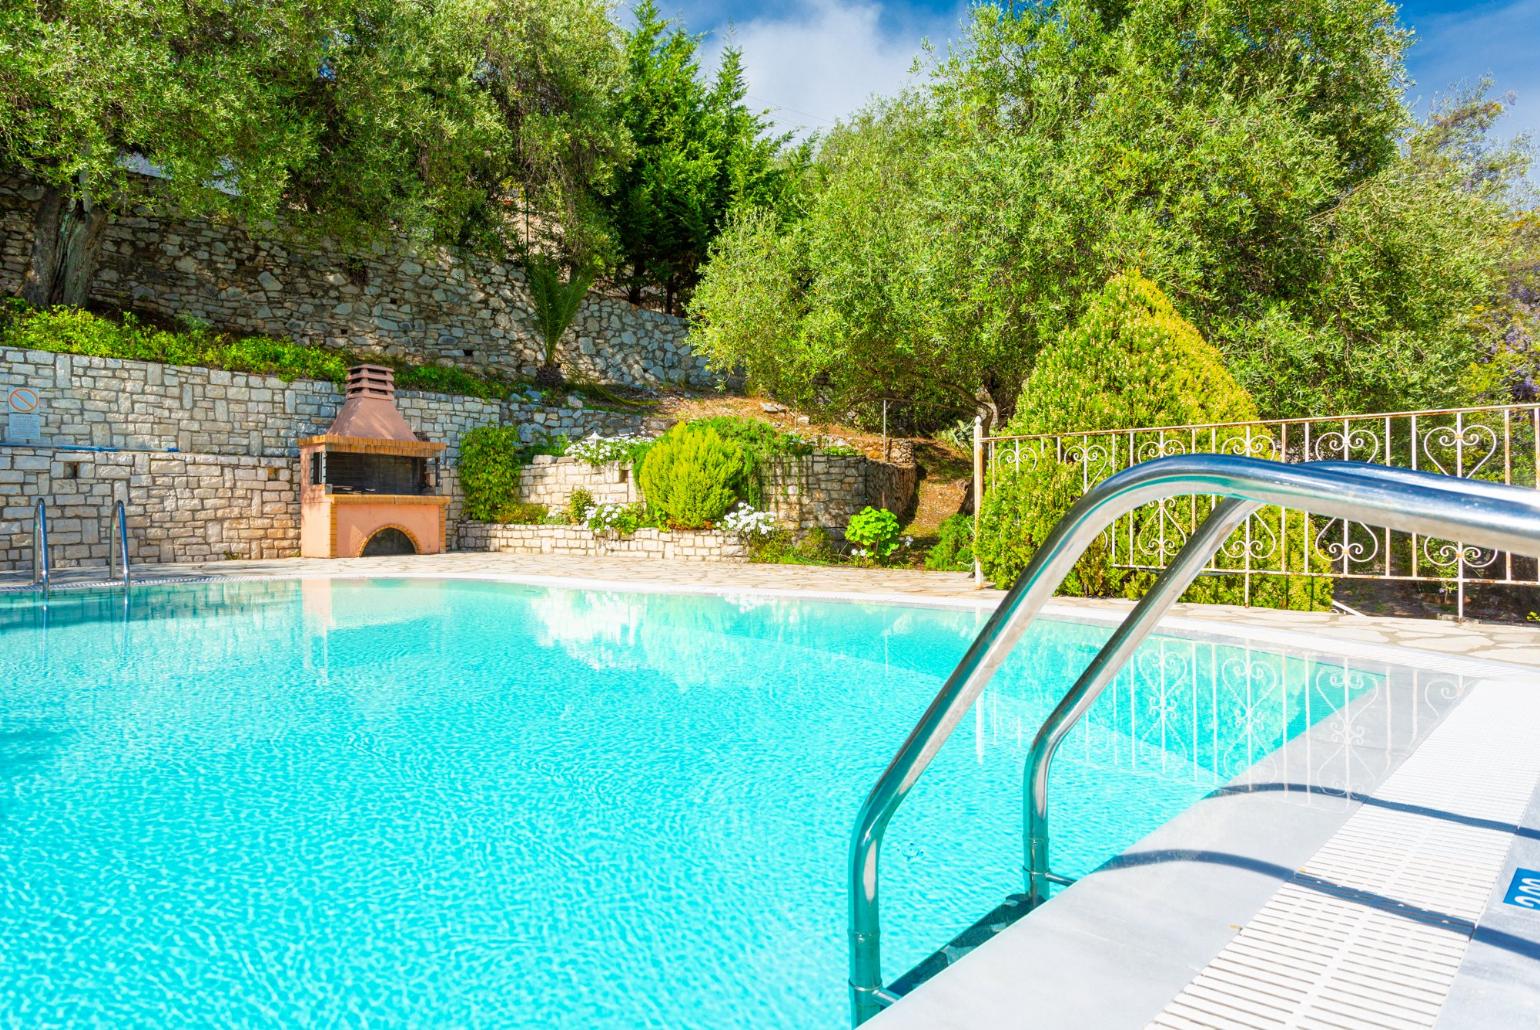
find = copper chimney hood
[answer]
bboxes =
[297,365,450,558]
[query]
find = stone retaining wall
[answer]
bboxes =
[516,456,639,510]
[0,445,297,570]
[0,349,657,541]
[1,176,713,390]
[0,347,913,570]
[764,454,918,533]
[503,452,920,534]
[459,522,745,562]
[0,347,503,457]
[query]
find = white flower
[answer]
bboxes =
[723,502,777,538]
[569,433,650,466]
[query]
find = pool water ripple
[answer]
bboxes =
[0,578,1371,1026]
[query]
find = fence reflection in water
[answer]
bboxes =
[970,632,1474,805]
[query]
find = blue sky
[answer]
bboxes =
[660,0,1539,152]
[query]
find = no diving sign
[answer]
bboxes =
[6,386,41,442]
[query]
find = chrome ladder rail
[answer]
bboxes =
[848,456,1540,1025]
[31,498,50,596]
[106,499,131,590]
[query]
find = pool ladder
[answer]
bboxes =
[30,498,133,596]
[848,455,1540,1025]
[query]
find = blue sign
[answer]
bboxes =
[1503,868,1540,911]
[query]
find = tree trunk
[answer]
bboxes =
[22,185,108,308]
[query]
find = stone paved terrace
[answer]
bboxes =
[4,552,1539,670]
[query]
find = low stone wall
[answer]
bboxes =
[516,456,639,510]
[501,451,920,534]
[764,454,919,534]
[0,445,297,570]
[1,175,714,390]
[0,349,658,541]
[459,522,745,562]
[865,459,920,522]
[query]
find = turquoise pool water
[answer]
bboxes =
[0,578,1373,1026]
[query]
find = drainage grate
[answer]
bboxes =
[1151,680,1540,1029]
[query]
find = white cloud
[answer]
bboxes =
[699,1,963,136]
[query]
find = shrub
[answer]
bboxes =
[685,416,815,506]
[637,423,751,528]
[746,526,840,565]
[846,506,902,563]
[459,426,527,522]
[925,513,975,572]
[585,501,647,535]
[500,502,548,525]
[566,488,595,526]
[976,273,1330,609]
[567,433,654,468]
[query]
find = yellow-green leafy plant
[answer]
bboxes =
[977,272,1331,609]
[459,425,526,522]
[637,423,751,528]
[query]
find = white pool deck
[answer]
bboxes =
[4,553,1539,1027]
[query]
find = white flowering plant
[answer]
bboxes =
[568,433,653,467]
[584,502,646,535]
[721,502,777,538]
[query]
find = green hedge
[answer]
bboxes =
[0,302,520,401]
[925,513,975,572]
[683,416,814,508]
[637,423,751,528]
[976,273,1331,610]
[457,427,569,522]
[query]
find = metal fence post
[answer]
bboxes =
[973,415,985,588]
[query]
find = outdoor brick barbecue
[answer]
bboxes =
[298,365,449,557]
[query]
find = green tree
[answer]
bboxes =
[0,0,627,307]
[468,0,631,261]
[976,273,1330,609]
[601,1,791,313]
[691,100,972,419]
[691,0,1521,426]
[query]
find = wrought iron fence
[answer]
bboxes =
[973,404,1540,617]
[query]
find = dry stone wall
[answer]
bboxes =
[0,350,657,568]
[459,523,745,562]
[501,451,919,537]
[0,175,714,390]
[764,454,918,534]
[516,456,639,510]
[0,349,916,571]
[0,446,296,570]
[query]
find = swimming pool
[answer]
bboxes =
[0,578,1374,1026]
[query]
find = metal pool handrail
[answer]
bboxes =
[848,456,1540,1025]
[32,498,50,596]
[107,499,131,590]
